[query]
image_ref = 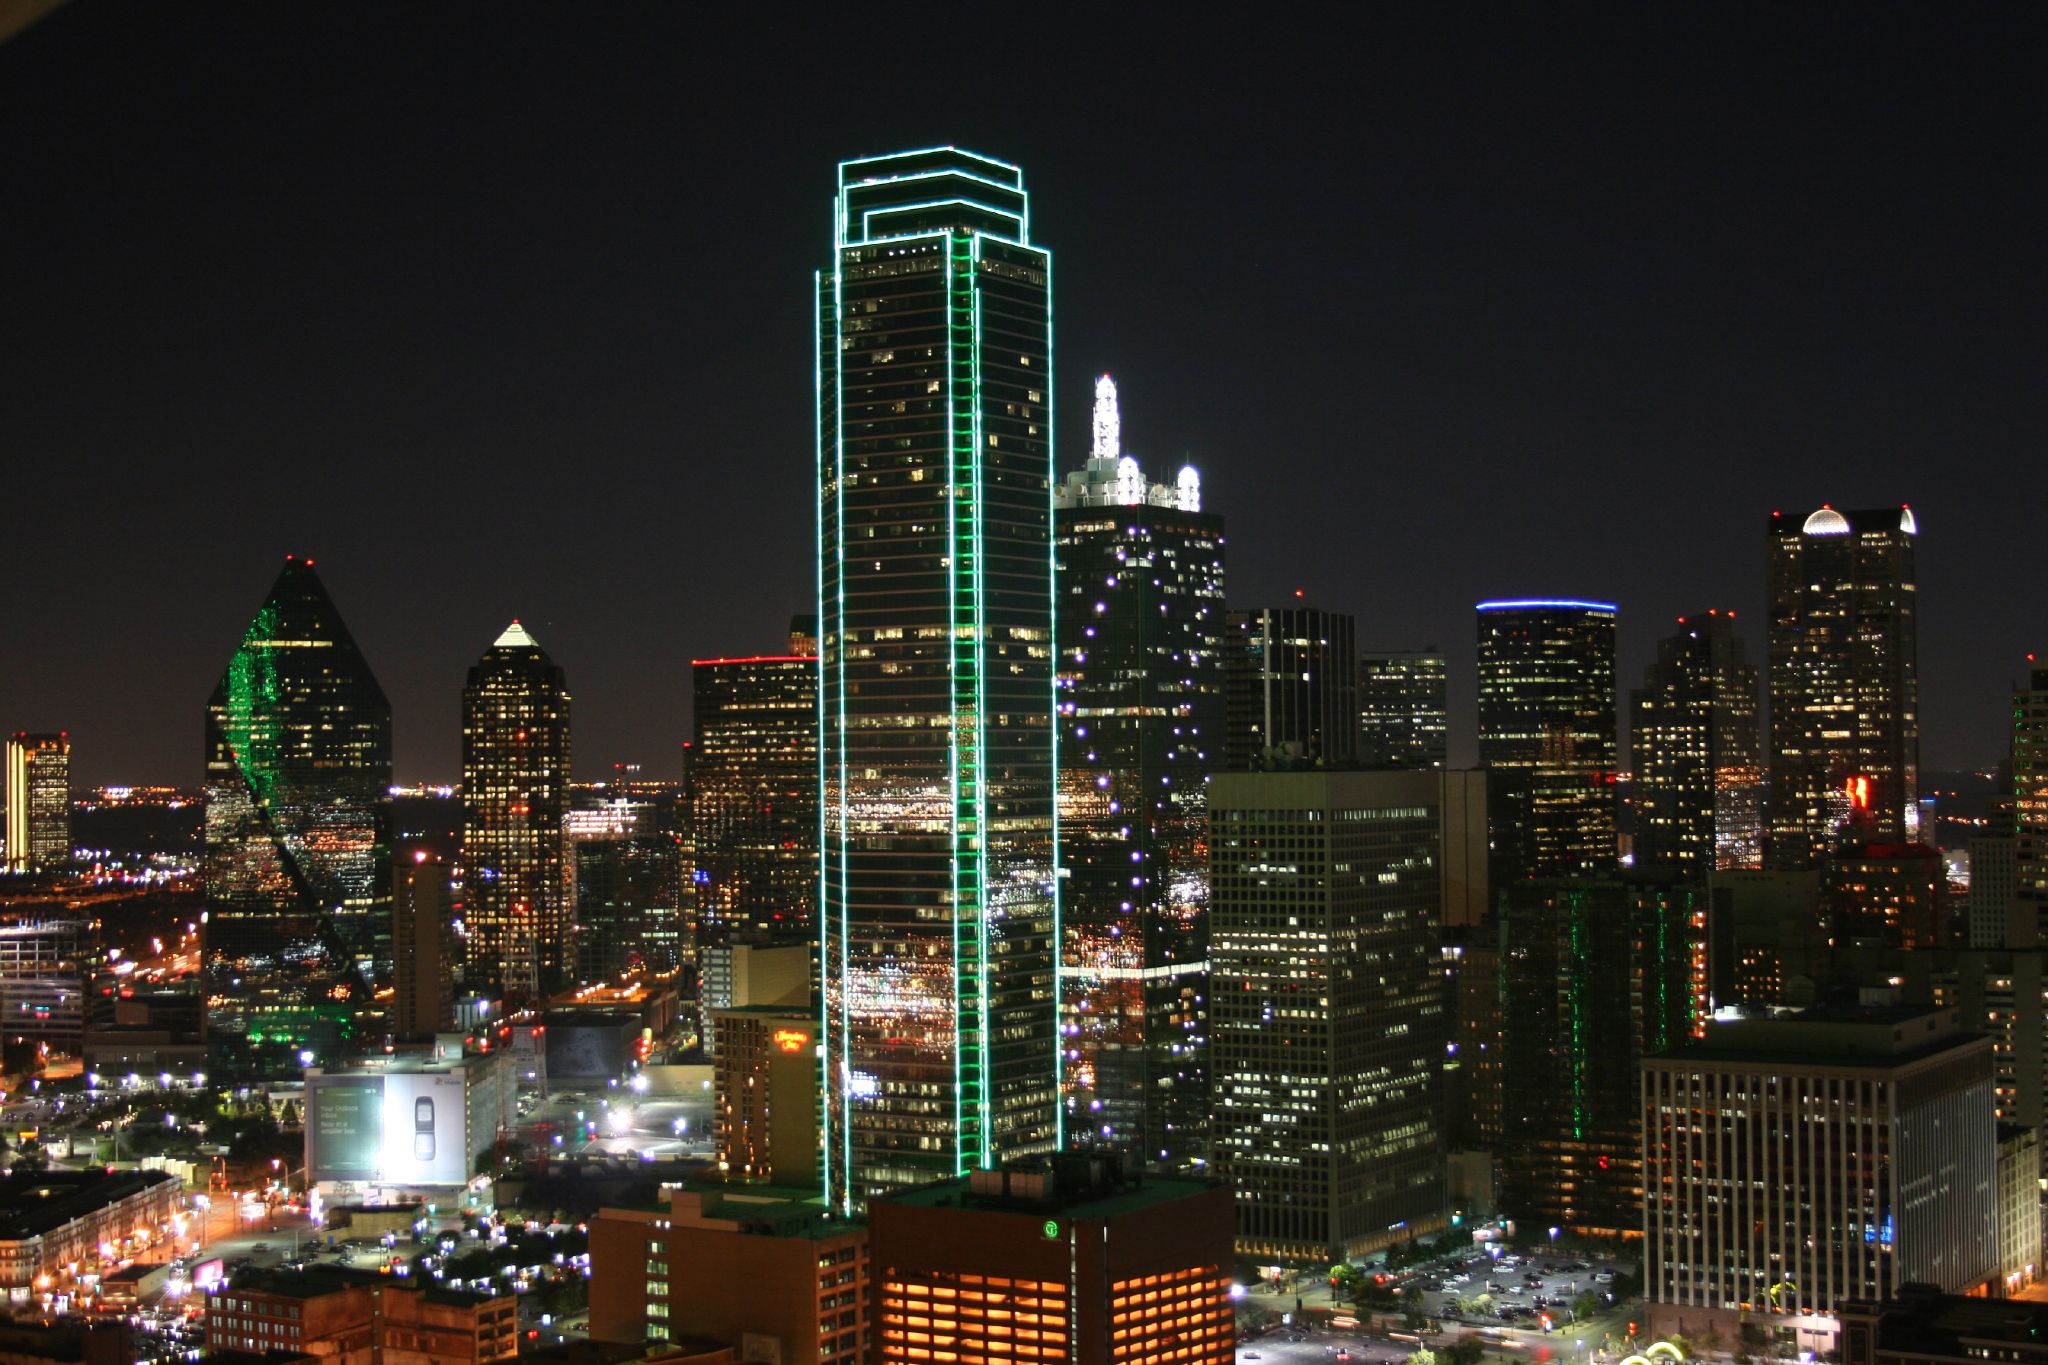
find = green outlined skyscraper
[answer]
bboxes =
[817,148,1059,1210]
[203,556,390,1033]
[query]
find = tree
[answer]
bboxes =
[1408,1349,1439,1365]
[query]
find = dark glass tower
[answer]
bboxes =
[1496,880,1705,1236]
[1630,610,1763,876]
[817,147,1058,1209]
[460,621,572,1001]
[1223,607,1358,769]
[203,555,390,1025]
[1053,374,1225,1168]
[1357,650,1449,770]
[691,629,818,947]
[1475,599,1618,878]
[1766,505,1920,866]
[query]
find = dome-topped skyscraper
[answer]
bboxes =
[461,620,573,1001]
[1766,504,1921,865]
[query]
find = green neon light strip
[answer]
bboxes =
[943,236,967,1173]
[969,231,992,1167]
[827,254,855,1213]
[860,198,1024,248]
[839,146,1022,177]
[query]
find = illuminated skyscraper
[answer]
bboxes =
[2010,658,2048,945]
[1054,375,1225,1167]
[1209,770,1446,1260]
[460,621,572,1000]
[1630,611,1764,875]
[1476,599,1619,877]
[1224,607,1357,769]
[691,622,818,947]
[4,733,71,872]
[203,555,389,1021]
[817,147,1058,1209]
[1357,650,1448,770]
[1766,505,1919,866]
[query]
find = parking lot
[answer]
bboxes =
[1244,1241,1639,1363]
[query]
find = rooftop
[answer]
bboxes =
[882,1161,1224,1223]
[1845,1285,2048,1356]
[1651,1007,1986,1070]
[0,1169,177,1243]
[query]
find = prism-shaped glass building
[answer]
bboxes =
[203,556,390,1032]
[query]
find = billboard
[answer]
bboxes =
[379,1072,470,1186]
[307,1076,385,1181]
[307,1070,472,1187]
[543,1016,635,1082]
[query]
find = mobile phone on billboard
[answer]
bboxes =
[415,1097,435,1162]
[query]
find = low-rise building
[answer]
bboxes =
[869,1155,1235,1365]
[1841,1285,2048,1365]
[204,1268,516,1365]
[0,1169,181,1292]
[0,1321,135,1365]
[589,1186,867,1364]
[1997,1124,2040,1293]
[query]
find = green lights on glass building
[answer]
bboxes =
[817,147,1059,1211]
[203,556,390,1030]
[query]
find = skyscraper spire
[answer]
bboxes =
[1092,373,1120,461]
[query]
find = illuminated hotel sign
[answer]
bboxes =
[773,1028,811,1054]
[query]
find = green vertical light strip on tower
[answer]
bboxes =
[1568,888,1587,1143]
[967,229,992,1169]
[942,233,968,1172]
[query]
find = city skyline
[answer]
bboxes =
[3,10,2041,788]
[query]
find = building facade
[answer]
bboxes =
[868,1160,1234,1365]
[1766,505,1920,865]
[205,1270,517,1365]
[203,556,390,1025]
[816,147,1059,1208]
[1495,879,1707,1236]
[1224,608,1357,770]
[1357,650,1448,771]
[392,850,456,1040]
[460,621,572,1001]
[589,1189,869,1364]
[1643,1009,1998,1348]
[0,1170,181,1292]
[1475,599,1618,878]
[691,639,818,948]
[2016,660,2048,947]
[572,829,681,984]
[1209,770,1445,1261]
[4,734,70,873]
[1053,376,1224,1168]
[1630,612,1763,876]
[712,1006,820,1188]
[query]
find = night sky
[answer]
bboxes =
[3,7,2039,787]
